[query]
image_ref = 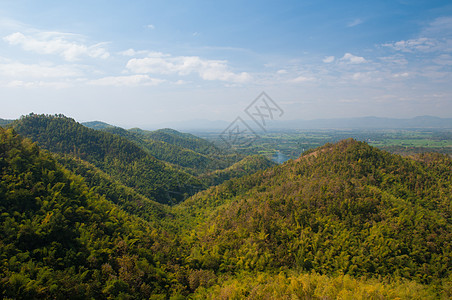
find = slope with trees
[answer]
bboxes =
[179,139,451,296]
[12,114,201,205]
[0,127,183,299]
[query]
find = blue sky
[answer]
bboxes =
[0,0,451,128]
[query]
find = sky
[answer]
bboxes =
[0,0,451,128]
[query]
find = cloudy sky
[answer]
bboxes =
[1,0,451,128]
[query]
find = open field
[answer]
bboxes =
[194,129,452,162]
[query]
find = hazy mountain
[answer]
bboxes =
[144,119,230,131]
[0,118,13,126]
[81,120,115,130]
[272,115,452,129]
[142,116,452,131]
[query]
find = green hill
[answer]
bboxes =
[12,114,201,205]
[133,128,219,156]
[81,120,115,130]
[0,127,179,299]
[179,139,451,295]
[102,124,270,184]
[1,126,449,298]
[200,154,276,186]
[103,126,226,173]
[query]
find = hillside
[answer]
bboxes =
[1,127,449,298]
[0,127,181,298]
[98,123,272,184]
[200,154,276,186]
[12,114,201,205]
[103,126,229,173]
[179,139,451,296]
[81,121,115,130]
[132,128,219,156]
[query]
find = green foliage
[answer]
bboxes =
[200,154,276,186]
[193,271,443,299]
[12,114,201,205]
[132,128,218,156]
[53,153,173,226]
[1,122,450,298]
[81,121,115,130]
[0,127,180,298]
[182,139,451,290]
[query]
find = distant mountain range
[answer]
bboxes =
[273,115,452,130]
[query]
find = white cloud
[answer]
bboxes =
[4,80,71,89]
[0,62,82,78]
[89,75,165,87]
[392,72,410,78]
[378,55,408,65]
[433,54,452,66]
[382,37,440,53]
[382,17,452,54]
[119,49,141,56]
[323,56,335,63]
[341,53,367,64]
[347,18,363,27]
[126,54,251,83]
[290,76,315,83]
[277,69,288,74]
[146,24,155,30]
[421,16,452,37]
[119,49,170,58]
[3,31,110,61]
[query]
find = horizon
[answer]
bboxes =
[1,1,451,127]
[3,113,452,132]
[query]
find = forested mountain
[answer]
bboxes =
[95,120,271,181]
[11,114,201,205]
[0,127,181,298]
[102,126,229,174]
[132,128,218,156]
[200,154,276,186]
[179,139,451,297]
[81,121,115,130]
[1,118,450,298]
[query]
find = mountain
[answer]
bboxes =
[133,128,220,156]
[148,116,452,131]
[179,139,451,296]
[273,115,452,129]
[12,114,201,205]
[12,114,274,205]
[0,118,14,126]
[103,127,230,173]
[81,120,115,130]
[200,154,276,186]
[0,127,179,299]
[144,119,230,131]
[1,125,448,298]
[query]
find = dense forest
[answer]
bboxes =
[0,127,179,298]
[0,115,451,299]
